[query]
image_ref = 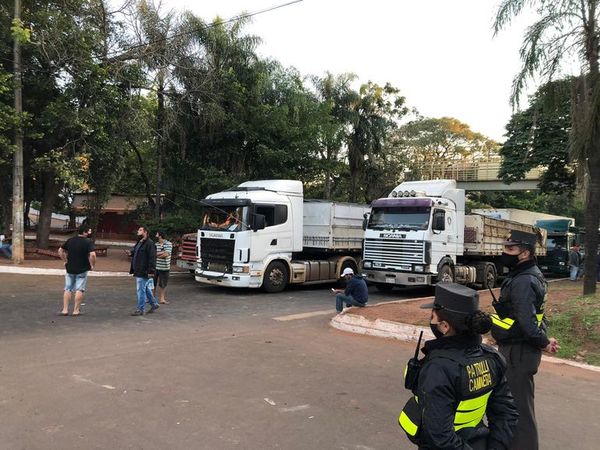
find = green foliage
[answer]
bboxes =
[393,116,499,180]
[548,295,600,366]
[10,18,31,43]
[144,211,201,239]
[500,79,575,194]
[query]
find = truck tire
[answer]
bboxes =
[263,261,289,293]
[375,283,394,293]
[482,264,497,290]
[437,265,454,283]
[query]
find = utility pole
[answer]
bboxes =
[12,0,24,264]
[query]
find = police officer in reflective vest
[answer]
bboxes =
[399,283,518,449]
[491,230,560,450]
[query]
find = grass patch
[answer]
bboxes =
[547,294,600,366]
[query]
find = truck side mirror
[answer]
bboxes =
[432,212,445,231]
[362,213,370,231]
[252,214,266,232]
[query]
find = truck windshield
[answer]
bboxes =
[200,206,249,232]
[368,207,431,230]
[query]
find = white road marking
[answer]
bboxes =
[273,310,334,321]
[72,374,116,390]
[279,404,310,413]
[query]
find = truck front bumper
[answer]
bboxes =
[176,259,196,271]
[194,270,263,288]
[363,270,433,286]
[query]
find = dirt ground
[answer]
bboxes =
[0,243,180,272]
[353,279,581,326]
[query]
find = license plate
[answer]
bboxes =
[208,263,227,272]
[385,277,395,284]
[541,266,548,270]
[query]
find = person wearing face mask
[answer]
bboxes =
[399,283,518,450]
[128,226,159,316]
[490,230,559,450]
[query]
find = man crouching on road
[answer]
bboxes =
[332,267,368,313]
[128,226,159,316]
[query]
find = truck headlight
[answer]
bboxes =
[414,265,424,272]
[363,261,372,268]
[233,265,250,273]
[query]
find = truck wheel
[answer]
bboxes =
[482,264,497,290]
[263,261,288,293]
[375,283,394,293]
[438,265,454,283]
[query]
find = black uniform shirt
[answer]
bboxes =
[416,335,518,450]
[492,260,549,348]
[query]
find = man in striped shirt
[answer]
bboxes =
[154,230,173,304]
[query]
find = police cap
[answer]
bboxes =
[420,282,479,315]
[504,229,538,248]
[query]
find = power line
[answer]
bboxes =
[106,0,303,61]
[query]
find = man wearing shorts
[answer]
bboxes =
[59,225,96,316]
[155,230,172,304]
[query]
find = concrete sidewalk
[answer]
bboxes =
[330,289,600,374]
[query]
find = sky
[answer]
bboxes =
[159,0,539,142]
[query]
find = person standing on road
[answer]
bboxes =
[128,226,159,316]
[58,225,96,316]
[154,230,172,304]
[332,267,368,312]
[491,229,560,450]
[568,243,581,281]
[399,283,518,450]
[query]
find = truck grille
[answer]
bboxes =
[200,238,235,273]
[364,238,425,268]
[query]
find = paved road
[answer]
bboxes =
[1,274,599,449]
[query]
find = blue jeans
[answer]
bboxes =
[336,294,366,312]
[0,244,11,258]
[135,277,158,312]
[65,271,89,292]
[569,265,579,281]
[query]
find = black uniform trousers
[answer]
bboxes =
[499,343,542,450]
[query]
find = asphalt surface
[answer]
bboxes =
[1,273,599,449]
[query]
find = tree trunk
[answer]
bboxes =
[583,160,600,294]
[582,7,600,295]
[155,72,165,221]
[127,135,156,210]
[11,0,24,263]
[35,172,59,249]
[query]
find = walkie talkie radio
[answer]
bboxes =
[404,330,424,390]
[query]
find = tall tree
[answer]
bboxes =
[500,79,575,194]
[393,117,499,180]
[11,0,25,263]
[346,81,407,202]
[495,0,600,294]
[312,72,356,199]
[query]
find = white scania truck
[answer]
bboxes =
[194,180,370,292]
[362,180,546,291]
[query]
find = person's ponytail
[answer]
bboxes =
[466,311,492,335]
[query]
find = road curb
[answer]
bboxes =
[0,266,190,277]
[331,311,600,374]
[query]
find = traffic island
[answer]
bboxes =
[331,279,600,372]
